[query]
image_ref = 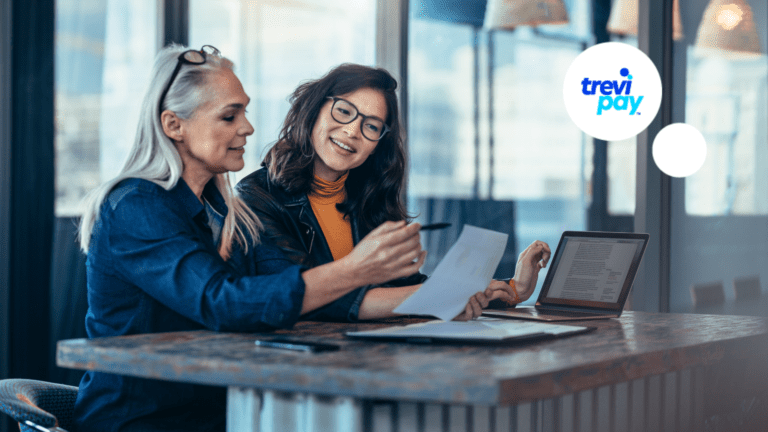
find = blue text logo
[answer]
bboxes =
[580,68,643,116]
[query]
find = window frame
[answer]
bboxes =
[1,0,56,411]
[634,0,675,313]
[0,0,12,405]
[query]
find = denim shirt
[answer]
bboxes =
[74,178,306,432]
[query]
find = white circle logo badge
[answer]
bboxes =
[652,123,707,177]
[563,42,662,141]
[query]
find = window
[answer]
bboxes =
[685,53,768,216]
[607,136,636,215]
[669,0,768,313]
[55,0,158,216]
[408,0,592,301]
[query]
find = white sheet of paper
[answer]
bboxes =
[393,225,508,321]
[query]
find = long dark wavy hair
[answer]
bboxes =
[263,63,410,232]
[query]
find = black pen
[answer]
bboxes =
[254,338,340,353]
[420,222,451,231]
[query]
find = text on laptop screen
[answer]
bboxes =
[546,237,644,303]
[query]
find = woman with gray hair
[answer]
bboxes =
[73,44,433,431]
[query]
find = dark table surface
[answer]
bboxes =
[57,311,768,405]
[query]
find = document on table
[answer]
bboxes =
[346,318,592,342]
[393,225,508,321]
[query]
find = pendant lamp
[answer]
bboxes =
[606,0,684,40]
[694,0,762,56]
[484,0,569,29]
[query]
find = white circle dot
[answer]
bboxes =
[652,123,707,178]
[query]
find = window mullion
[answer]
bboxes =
[164,0,189,46]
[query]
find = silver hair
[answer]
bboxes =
[79,44,261,260]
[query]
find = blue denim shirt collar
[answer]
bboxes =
[203,180,228,217]
[170,178,228,222]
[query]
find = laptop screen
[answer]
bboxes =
[537,232,649,311]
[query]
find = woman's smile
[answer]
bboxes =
[330,137,355,153]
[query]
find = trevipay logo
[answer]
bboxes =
[582,68,642,116]
[563,42,661,141]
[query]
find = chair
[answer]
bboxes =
[690,281,726,308]
[0,379,78,432]
[733,275,762,301]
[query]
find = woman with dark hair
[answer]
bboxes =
[237,64,551,320]
[259,64,408,232]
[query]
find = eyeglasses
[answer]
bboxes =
[326,97,390,141]
[158,45,220,114]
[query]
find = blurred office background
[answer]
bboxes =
[2,1,767,428]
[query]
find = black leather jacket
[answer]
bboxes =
[236,168,427,321]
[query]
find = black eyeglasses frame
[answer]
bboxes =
[326,96,390,141]
[158,45,220,115]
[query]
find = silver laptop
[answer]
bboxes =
[483,231,649,322]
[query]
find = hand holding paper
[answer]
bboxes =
[453,280,518,321]
[393,225,508,321]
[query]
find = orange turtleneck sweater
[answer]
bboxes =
[308,173,354,260]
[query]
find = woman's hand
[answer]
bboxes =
[512,240,552,302]
[341,220,426,287]
[453,280,515,321]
